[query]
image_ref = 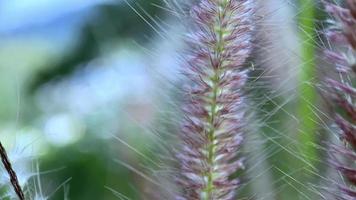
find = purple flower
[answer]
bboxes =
[175,0,255,199]
[323,0,356,199]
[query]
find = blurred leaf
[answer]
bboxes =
[29,0,164,91]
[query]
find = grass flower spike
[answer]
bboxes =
[176,0,254,199]
[323,0,356,199]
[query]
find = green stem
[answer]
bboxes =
[297,0,317,171]
[204,2,226,198]
[205,72,219,199]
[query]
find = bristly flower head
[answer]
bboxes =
[323,0,356,199]
[175,0,255,199]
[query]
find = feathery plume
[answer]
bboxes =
[323,0,356,199]
[175,0,254,199]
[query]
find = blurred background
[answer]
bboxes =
[0,0,179,199]
[0,0,337,199]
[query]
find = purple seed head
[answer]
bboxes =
[175,0,255,199]
[323,0,356,199]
